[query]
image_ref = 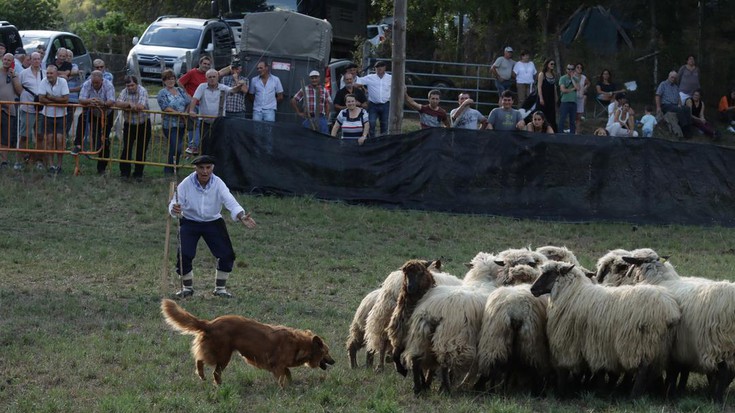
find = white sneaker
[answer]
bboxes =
[727,126,735,134]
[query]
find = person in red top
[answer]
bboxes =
[178,56,211,96]
[177,56,211,155]
[404,88,450,129]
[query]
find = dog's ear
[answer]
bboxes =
[312,335,325,350]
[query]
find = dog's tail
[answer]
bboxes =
[161,299,209,335]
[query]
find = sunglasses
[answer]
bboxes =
[567,67,575,70]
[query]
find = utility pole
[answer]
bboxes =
[389,0,406,135]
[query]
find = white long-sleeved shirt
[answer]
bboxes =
[168,172,245,222]
[355,72,392,104]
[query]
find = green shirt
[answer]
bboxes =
[559,74,577,103]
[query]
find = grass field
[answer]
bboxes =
[2,168,735,412]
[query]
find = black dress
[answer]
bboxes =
[539,74,558,132]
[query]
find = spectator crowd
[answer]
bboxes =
[0,45,730,179]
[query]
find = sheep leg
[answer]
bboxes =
[438,367,451,395]
[712,361,733,404]
[392,347,408,377]
[375,339,387,372]
[664,366,679,399]
[423,368,434,389]
[365,349,375,368]
[411,358,424,395]
[630,363,651,399]
[347,341,359,369]
[555,368,571,398]
[473,374,490,392]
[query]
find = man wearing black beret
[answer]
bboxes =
[168,155,256,298]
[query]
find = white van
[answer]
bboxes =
[127,17,236,82]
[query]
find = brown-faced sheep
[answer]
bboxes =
[530,261,680,398]
[399,251,508,395]
[364,260,461,371]
[346,289,381,369]
[623,248,735,402]
[387,260,440,376]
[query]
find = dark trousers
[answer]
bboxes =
[559,102,577,134]
[76,110,113,174]
[163,125,185,174]
[177,218,236,276]
[368,101,389,137]
[119,120,151,178]
[199,121,214,155]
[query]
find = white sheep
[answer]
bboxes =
[622,248,735,402]
[364,260,461,371]
[494,248,547,286]
[474,284,550,394]
[536,245,594,277]
[400,250,537,395]
[595,249,634,286]
[346,288,381,369]
[530,260,681,398]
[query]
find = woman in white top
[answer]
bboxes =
[331,94,369,145]
[512,50,537,106]
[607,100,638,137]
[574,62,590,132]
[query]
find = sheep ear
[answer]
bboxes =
[597,267,610,283]
[621,256,644,265]
[432,259,442,271]
[494,260,506,267]
[560,264,575,275]
[420,260,432,268]
[464,262,473,269]
[660,255,670,263]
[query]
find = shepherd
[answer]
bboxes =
[168,155,256,298]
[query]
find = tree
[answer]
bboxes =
[0,0,63,30]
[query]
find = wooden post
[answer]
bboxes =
[389,0,407,135]
[161,181,175,295]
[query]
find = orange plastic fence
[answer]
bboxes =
[0,100,216,175]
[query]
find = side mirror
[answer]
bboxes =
[132,36,139,46]
[205,43,214,53]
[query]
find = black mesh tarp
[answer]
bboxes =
[208,118,735,226]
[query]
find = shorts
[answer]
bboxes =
[18,110,38,140]
[41,115,66,137]
[0,114,17,147]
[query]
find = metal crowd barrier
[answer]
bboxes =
[0,100,216,176]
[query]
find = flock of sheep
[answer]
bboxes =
[345,246,735,403]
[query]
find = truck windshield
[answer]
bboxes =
[140,25,201,49]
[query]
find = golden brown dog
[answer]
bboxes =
[161,299,335,387]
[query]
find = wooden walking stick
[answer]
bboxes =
[161,181,175,295]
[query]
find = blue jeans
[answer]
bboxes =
[559,101,577,134]
[163,125,185,174]
[495,79,513,95]
[253,108,276,122]
[368,101,389,137]
[301,114,329,134]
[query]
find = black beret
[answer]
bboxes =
[191,155,216,165]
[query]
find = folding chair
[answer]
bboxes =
[593,97,610,119]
